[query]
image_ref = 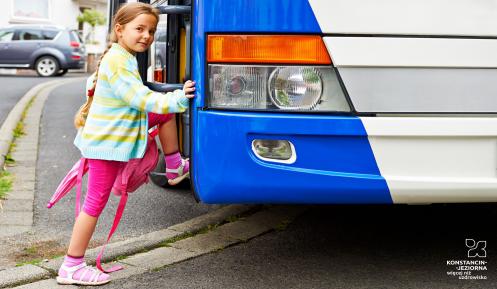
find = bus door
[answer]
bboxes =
[145,0,193,190]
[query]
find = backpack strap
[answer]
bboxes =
[95,190,127,273]
[75,158,87,219]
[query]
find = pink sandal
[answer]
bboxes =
[57,262,110,286]
[166,158,190,185]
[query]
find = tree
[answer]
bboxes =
[77,9,106,44]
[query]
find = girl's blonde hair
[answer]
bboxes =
[74,2,159,129]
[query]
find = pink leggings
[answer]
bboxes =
[82,112,173,217]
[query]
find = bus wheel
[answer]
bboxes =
[150,149,190,189]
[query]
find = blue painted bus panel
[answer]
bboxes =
[200,0,321,33]
[192,111,392,204]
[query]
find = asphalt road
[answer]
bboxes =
[97,204,497,289]
[30,78,220,248]
[0,75,50,126]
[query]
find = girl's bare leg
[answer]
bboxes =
[157,116,189,184]
[67,212,98,257]
[158,116,179,155]
[59,212,109,285]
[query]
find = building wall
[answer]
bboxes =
[0,0,108,53]
[0,1,15,24]
[52,0,81,29]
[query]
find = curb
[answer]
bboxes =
[0,204,279,288]
[0,79,66,170]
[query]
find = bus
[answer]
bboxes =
[138,0,497,204]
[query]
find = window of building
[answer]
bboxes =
[13,0,50,20]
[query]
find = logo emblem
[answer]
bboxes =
[466,239,486,258]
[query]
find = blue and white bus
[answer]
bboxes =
[142,0,497,204]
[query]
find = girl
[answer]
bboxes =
[56,3,194,286]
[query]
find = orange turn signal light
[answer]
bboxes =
[207,35,332,65]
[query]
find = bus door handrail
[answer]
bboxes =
[157,5,191,15]
[144,82,183,93]
[148,4,192,89]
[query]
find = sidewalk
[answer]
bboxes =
[0,79,80,238]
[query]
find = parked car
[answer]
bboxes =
[0,25,85,77]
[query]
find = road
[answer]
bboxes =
[0,72,92,126]
[0,75,50,126]
[96,204,497,289]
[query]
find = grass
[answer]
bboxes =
[275,219,291,231]
[158,231,196,248]
[225,215,242,223]
[157,208,263,248]
[14,239,105,267]
[0,170,13,200]
[5,120,26,166]
[13,122,25,138]
[158,222,226,248]
[114,255,129,261]
[151,265,170,272]
[4,97,33,167]
[14,240,66,267]
[15,258,43,267]
[0,96,34,199]
[21,97,35,121]
[4,155,16,166]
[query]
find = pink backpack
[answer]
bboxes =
[47,129,159,272]
[112,130,159,195]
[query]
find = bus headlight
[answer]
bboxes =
[208,65,350,112]
[268,67,322,110]
[209,65,268,109]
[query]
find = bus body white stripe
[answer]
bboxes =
[323,37,497,68]
[337,67,497,113]
[360,117,497,203]
[308,0,497,36]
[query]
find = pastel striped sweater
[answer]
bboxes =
[74,43,189,161]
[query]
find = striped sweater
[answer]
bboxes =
[74,43,189,161]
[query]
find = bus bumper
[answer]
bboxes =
[192,110,392,204]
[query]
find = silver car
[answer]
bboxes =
[0,24,86,77]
